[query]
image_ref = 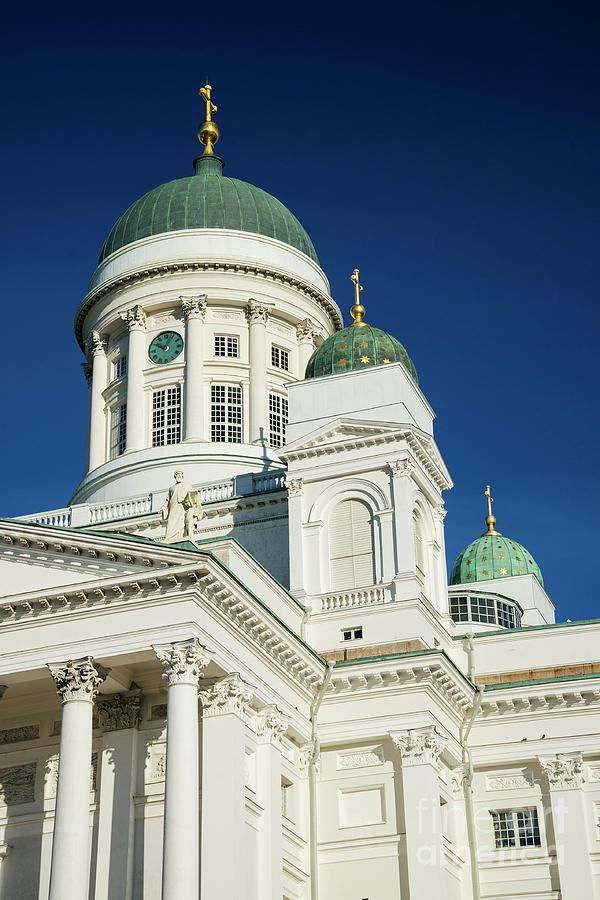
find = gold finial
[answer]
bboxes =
[483,484,502,535]
[198,83,220,156]
[350,268,367,326]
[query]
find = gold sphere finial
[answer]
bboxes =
[350,268,367,326]
[198,83,219,156]
[483,484,502,536]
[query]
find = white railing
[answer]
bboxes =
[16,469,285,529]
[252,470,286,492]
[320,586,387,612]
[197,479,234,503]
[89,496,152,524]
[24,508,72,528]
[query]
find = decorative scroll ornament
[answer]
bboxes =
[256,704,291,745]
[199,672,254,719]
[244,299,270,325]
[388,458,414,478]
[539,753,584,790]
[152,639,212,687]
[287,478,303,498]
[97,689,143,731]
[180,294,208,321]
[390,726,444,768]
[296,318,320,342]
[47,657,109,703]
[120,304,147,331]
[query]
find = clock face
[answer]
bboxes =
[148,331,184,365]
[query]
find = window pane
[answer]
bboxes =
[110,403,127,459]
[492,811,516,849]
[516,809,540,847]
[152,386,181,447]
[211,384,242,443]
[269,393,288,447]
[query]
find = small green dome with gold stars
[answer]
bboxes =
[450,486,544,587]
[304,323,418,381]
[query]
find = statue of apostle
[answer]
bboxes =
[160,470,204,545]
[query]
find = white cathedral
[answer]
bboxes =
[0,86,598,900]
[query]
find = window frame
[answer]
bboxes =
[214,335,240,358]
[268,392,288,448]
[110,401,127,459]
[491,807,541,850]
[341,626,364,642]
[210,383,243,443]
[271,345,290,372]
[152,384,182,447]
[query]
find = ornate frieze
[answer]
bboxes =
[149,703,167,721]
[539,753,584,790]
[486,772,533,792]
[97,690,143,731]
[180,294,208,321]
[0,763,36,805]
[256,704,290,745]
[336,747,385,770]
[146,745,166,784]
[199,672,254,719]
[153,638,211,687]
[0,724,39,745]
[296,318,320,342]
[244,299,270,325]
[287,478,303,498]
[120,304,147,331]
[388,458,414,478]
[390,727,444,768]
[47,657,109,703]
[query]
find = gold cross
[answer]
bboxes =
[351,268,363,306]
[484,484,493,518]
[199,83,217,121]
[483,484,501,535]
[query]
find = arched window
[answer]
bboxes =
[329,499,375,590]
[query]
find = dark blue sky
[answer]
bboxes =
[1,1,598,622]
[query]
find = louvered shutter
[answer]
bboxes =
[329,500,375,590]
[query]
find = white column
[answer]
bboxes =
[388,458,421,601]
[88,332,108,472]
[181,295,207,442]
[153,639,211,900]
[256,705,291,900]
[47,657,108,900]
[94,691,143,900]
[199,672,254,900]
[391,727,446,898]
[539,753,594,899]
[296,318,319,376]
[120,305,147,453]
[287,478,306,599]
[245,299,270,445]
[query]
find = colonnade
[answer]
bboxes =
[44,641,291,900]
[85,297,321,472]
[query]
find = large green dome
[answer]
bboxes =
[305,323,418,382]
[450,533,544,588]
[99,155,319,264]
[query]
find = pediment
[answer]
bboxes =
[282,418,408,456]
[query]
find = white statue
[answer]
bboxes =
[160,470,204,545]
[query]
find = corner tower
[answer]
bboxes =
[73,85,341,504]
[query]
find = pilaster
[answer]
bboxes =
[181,294,207,442]
[245,299,270,444]
[88,331,107,472]
[256,705,291,900]
[287,478,305,598]
[538,753,593,899]
[120,304,147,453]
[388,458,421,600]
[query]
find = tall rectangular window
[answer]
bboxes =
[269,393,288,447]
[110,402,127,459]
[271,345,290,371]
[214,335,239,358]
[491,809,540,849]
[114,354,127,380]
[152,386,181,446]
[211,385,242,442]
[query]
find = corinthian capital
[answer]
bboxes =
[199,672,254,719]
[433,504,448,523]
[97,689,143,731]
[390,726,444,768]
[120,304,147,331]
[388,458,415,478]
[539,753,584,790]
[88,331,106,356]
[47,657,110,703]
[244,299,270,325]
[153,638,212,687]
[256,704,291,745]
[180,294,207,321]
[287,478,303,498]
[296,318,320,343]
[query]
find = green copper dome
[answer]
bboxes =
[450,533,544,588]
[305,323,418,382]
[99,155,319,264]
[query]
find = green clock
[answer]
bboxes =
[148,331,184,365]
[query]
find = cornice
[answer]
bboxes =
[0,560,324,689]
[479,677,600,717]
[74,261,343,350]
